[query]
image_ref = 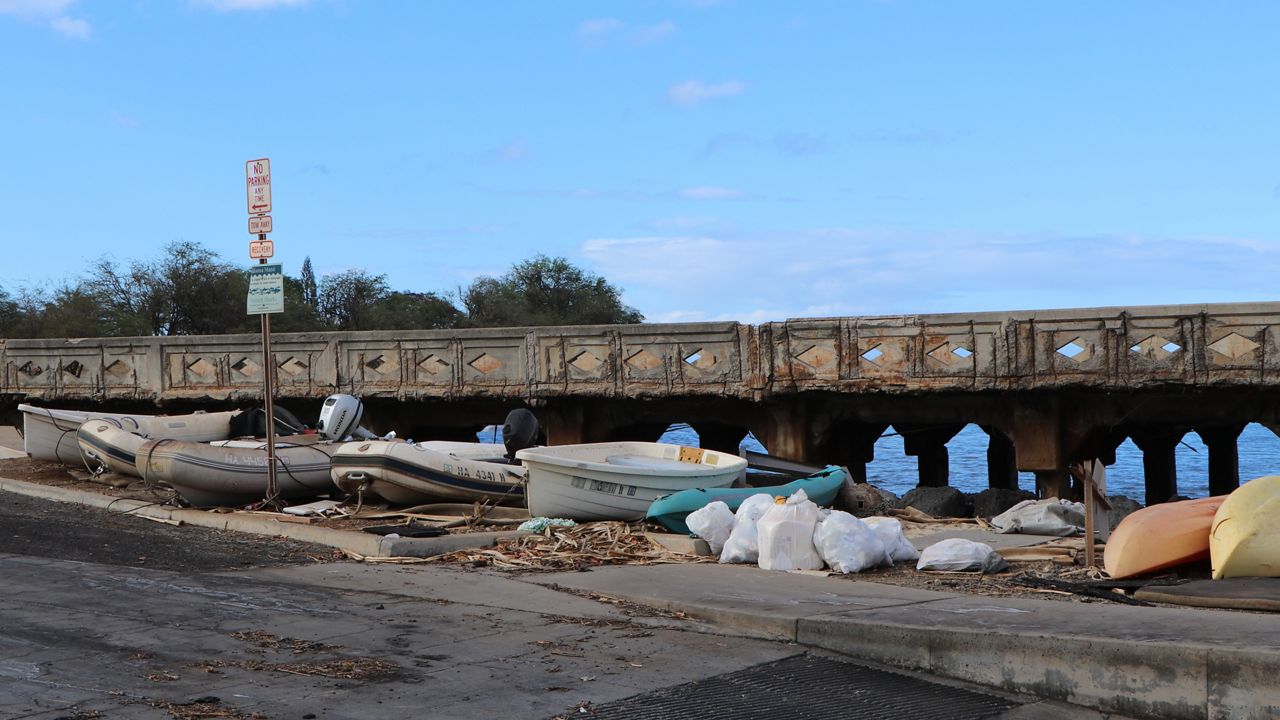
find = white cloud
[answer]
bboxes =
[679,186,745,200]
[49,13,86,37]
[578,17,675,47]
[487,140,529,162]
[577,17,623,44]
[634,20,676,44]
[194,0,309,11]
[0,0,73,14]
[0,0,90,39]
[110,110,140,128]
[667,80,745,108]
[578,229,1280,323]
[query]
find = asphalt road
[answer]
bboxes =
[0,492,1087,720]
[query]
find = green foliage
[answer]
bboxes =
[317,269,391,331]
[0,244,642,338]
[300,256,318,309]
[461,255,643,327]
[371,291,462,330]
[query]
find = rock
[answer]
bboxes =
[969,488,1036,518]
[1107,495,1143,529]
[838,481,903,517]
[901,486,972,518]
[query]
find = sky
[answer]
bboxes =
[2,1,1279,323]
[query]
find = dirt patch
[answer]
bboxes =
[195,656,399,681]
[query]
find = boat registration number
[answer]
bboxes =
[571,476,638,497]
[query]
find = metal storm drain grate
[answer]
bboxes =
[577,654,1019,720]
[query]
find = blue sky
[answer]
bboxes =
[2,1,1278,323]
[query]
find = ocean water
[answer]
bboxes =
[478,421,1280,505]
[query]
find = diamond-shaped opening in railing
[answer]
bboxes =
[365,355,386,371]
[1162,342,1182,353]
[861,346,884,363]
[1056,340,1085,359]
[952,346,973,359]
[684,350,702,366]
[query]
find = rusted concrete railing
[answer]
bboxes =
[5,302,1280,402]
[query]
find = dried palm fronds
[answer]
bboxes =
[428,521,711,571]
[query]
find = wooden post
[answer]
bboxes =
[1073,459,1111,569]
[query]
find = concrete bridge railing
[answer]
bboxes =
[5,301,1280,402]
[5,301,1280,503]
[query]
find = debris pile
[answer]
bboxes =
[429,521,713,571]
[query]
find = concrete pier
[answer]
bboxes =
[6,300,1280,504]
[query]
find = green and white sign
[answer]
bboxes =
[246,263,285,315]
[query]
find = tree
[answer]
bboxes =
[461,255,643,327]
[32,286,116,338]
[82,241,252,336]
[371,291,462,330]
[300,256,318,309]
[268,276,327,333]
[317,269,390,331]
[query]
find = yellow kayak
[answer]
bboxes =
[1211,476,1280,580]
[1103,496,1224,579]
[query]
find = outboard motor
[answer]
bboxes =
[317,394,377,441]
[502,408,542,460]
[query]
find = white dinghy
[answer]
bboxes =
[135,436,338,508]
[329,407,542,506]
[76,422,150,484]
[19,403,240,466]
[331,440,526,505]
[516,442,748,521]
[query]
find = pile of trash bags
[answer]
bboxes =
[686,489,921,574]
[686,488,1008,574]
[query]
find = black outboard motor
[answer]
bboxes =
[502,408,542,460]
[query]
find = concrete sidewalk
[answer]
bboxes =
[2,464,1272,718]
[525,563,1280,720]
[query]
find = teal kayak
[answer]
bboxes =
[645,465,847,535]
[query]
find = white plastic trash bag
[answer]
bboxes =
[863,516,921,563]
[686,501,735,555]
[757,489,824,571]
[719,493,777,564]
[916,538,1008,573]
[989,499,1085,536]
[813,511,889,574]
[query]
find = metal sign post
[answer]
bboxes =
[246,158,280,505]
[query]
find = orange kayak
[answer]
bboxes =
[1103,496,1225,579]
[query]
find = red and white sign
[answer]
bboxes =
[249,215,273,234]
[250,239,275,259]
[246,158,272,215]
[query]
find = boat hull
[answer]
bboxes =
[330,440,525,505]
[136,437,336,508]
[646,466,847,534]
[76,422,148,480]
[1103,496,1224,579]
[20,404,238,465]
[516,442,748,522]
[1211,475,1280,579]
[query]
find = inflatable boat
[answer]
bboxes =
[20,403,239,465]
[135,436,338,508]
[330,440,527,505]
[76,421,150,484]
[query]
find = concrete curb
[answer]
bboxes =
[534,564,1280,720]
[0,476,525,558]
